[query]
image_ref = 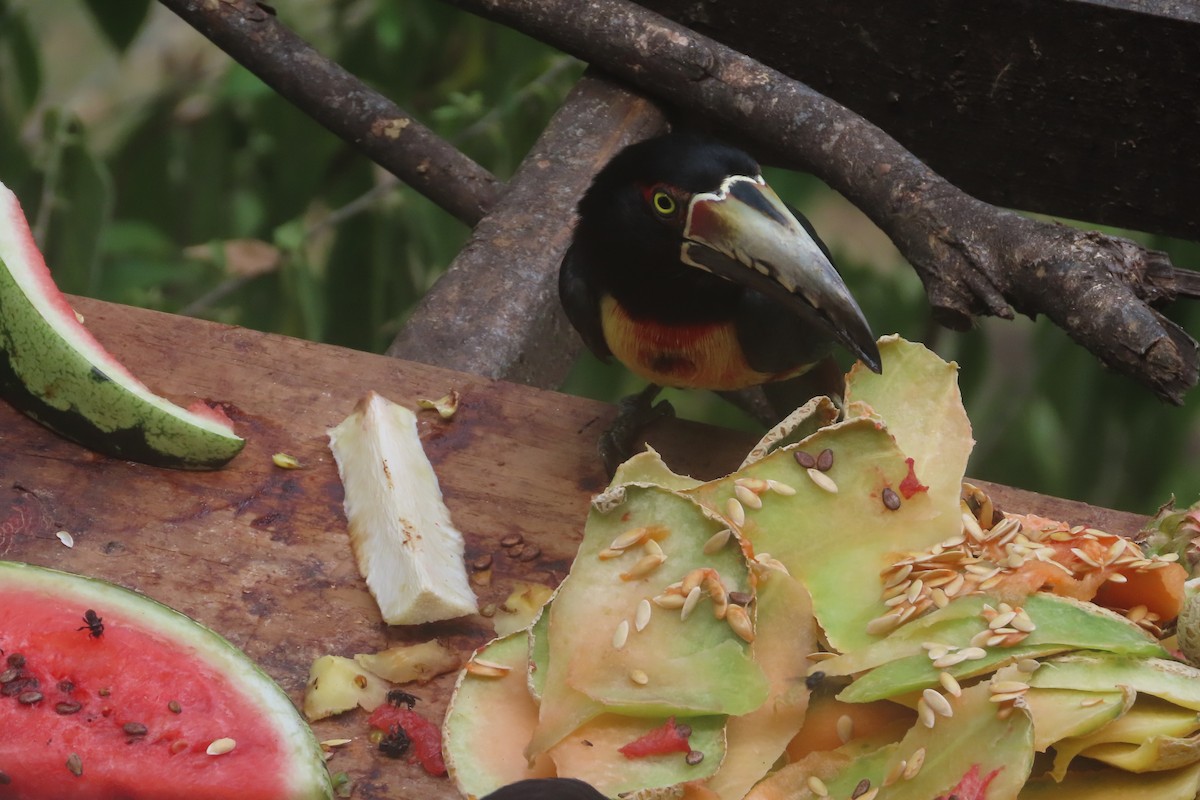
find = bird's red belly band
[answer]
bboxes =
[601,297,776,390]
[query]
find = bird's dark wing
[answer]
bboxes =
[733,286,837,375]
[558,242,612,362]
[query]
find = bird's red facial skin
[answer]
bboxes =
[682,195,735,244]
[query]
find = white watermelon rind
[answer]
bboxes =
[0,559,334,800]
[0,181,244,469]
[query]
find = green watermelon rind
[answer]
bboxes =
[0,560,333,799]
[0,181,244,470]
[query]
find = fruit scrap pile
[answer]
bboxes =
[443,336,1200,800]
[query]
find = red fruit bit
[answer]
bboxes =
[899,458,929,499]
[618,717,693,758]
[368,705,446,777]
[934,763,1002,800]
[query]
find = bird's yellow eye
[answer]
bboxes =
[651,190,677,217]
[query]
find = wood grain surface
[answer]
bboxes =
[0,298,1150,799]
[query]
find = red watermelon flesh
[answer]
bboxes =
[0,561,332,799]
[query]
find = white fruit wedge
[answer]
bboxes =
[328,391,478,625]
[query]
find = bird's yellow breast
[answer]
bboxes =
[600,296,810,390]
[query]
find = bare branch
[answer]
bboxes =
[158,0,502,227]
[441,0,1199,402]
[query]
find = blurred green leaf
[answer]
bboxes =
[81,0,151,52]
[0,2,41,114]
[37,111,111,296]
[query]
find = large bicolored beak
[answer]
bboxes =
[681,175,882,373]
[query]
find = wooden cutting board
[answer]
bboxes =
[0,298,1148,799]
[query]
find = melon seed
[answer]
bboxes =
[123,722,149,737]
[882,487,902,510]
[500,534,524,548]
[612,620,630,650]
[66,753,83,777]
[1,678,35,697]
[0,770,9,785]
[168,700,182,713]
[6,654,24,669]
[17,690,42,705]
[851,779,872,799]
[0,668,17,683]
[55,701,83,715]
[806,468,839,493]
[206,738,237,756]
[685,750,704,766]
[816,448,834,471]
[794,451,817,469]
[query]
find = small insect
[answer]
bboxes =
[77,610,104,638]
[386,689,419,708]
[377,724,411,759]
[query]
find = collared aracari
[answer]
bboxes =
[559,133,880,465]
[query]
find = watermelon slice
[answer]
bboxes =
[0,181,244,469]
[0,560,333,799]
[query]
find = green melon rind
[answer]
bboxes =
[842,335,974,522]
[443,631,556,799]
[548,713,726,797]
[824,682,1034,800]
[686,417,956,655]
[0,560,332,799]
[1022,687,1130,752]
[556,485,766,716]
[829,593,1167,703]
[1027,652,1200,710]
[0,183,243,469]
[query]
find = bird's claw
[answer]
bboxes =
[600,384,674,476]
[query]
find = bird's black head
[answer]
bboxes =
[572,134,766,325]
[568,132,881,373]
[575,133,760,269]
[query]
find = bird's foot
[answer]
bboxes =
[600,384,675,476]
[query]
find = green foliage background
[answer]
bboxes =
[2,0,1199,514]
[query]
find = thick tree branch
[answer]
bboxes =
[442,0,1200,402]
[158,0,502,227]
